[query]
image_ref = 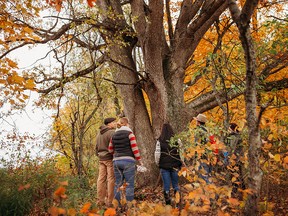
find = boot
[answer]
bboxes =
[164,191,171,205]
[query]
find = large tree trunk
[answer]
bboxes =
[95,0,230,184]
[228,0,262,214]
[110,46,158,184]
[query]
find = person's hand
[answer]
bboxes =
[137,165,147,172]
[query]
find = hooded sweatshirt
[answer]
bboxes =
[95,125,115,161]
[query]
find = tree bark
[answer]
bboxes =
[228,0,262,215]
[94,0,230,184]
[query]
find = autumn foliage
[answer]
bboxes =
[0,0,288,215]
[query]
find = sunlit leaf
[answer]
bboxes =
[228,197,240,206]
[58,208,66,215]
[274,154,281,162]
[59,180,69,186]
[80,202,91,213]
[104,208,116,216]
[24,79,36,89]
[48,206,58,216]
[68,208,77,216]
[54,186,66,196]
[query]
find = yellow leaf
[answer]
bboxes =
[24,79,35,89]
[7,59,18,68]
[175,191,180,203]
[274,154,280,162]
[112,199,119,209]
[23,27,33,34]
[13,74,24,84]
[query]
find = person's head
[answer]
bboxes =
[104,117,117,129]
[117,117,129,128]
[193,114,207,126]
[159,123,174,143]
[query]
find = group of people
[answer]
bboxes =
[95,114,244,208]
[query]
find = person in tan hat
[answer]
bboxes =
[193,113,212,183]
[96,117,117,207]
[193,114,208,144]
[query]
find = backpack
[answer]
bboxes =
[154,140,161,165]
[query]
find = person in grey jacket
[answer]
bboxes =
[96,117,117,207]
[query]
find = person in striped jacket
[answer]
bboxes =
[108,117,142,204]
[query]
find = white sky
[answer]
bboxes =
[0,44,56,166]
[2,45,54,135]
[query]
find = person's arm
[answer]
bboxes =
[108,138,114,154]
[129,132,141,161]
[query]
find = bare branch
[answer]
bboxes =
[37,55,106,94]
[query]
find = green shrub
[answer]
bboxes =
[0,159,58,216]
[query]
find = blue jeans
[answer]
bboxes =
[113,160,136,203]
[160,168,180,192]
[199,162,212,184]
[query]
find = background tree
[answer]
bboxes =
[228,0,262,214]
[50,70,120,176]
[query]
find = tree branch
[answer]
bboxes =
[37,55,105,94]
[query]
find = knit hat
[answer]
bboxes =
[104,117,116,125]
[193,114,207,123]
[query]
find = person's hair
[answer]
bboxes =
[230,123,239,131]
[198,121,206,126]
[117,117,129,128]
[159,123,175,143]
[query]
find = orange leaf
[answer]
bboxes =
[104,208,116,216]
[18,185,25,191]
[228,197,240,206]
[55,0,62,12]
[54,186,66,196]
[284,156,288,164]
[59,180,69,186]
[48,206,58,216]
[80,202,91,213]
[68,208,77,216]
[58,208,66,215]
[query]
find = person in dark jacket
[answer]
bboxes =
[108,117,142,204]
[96,117,117,207]
[158,123,182,205]
[225,123,245,197]
[193,113,212,184]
